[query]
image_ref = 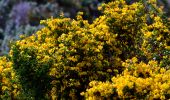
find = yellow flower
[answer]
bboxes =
[98,45,103,50]
[13,84,18,89]
[68,56,77,62]
[95,49,100,52]
[165,46,170,50]
[132,57,138,63]
[2,86,8,91]
[145,32,152,38]
[156,36,162,41]
[59,43,64,47]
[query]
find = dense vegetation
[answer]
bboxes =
[1,0,170,99]
[0,0,109,55]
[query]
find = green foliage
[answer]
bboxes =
[11,44,52,99]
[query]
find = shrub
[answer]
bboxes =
[10,12,123,99]
[0,57,21,99]
[0,0,170,99]
[82,58,170,99]
[100,0,170,64]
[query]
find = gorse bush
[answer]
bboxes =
[11,12,122,99]
[0,0,108,55]
[0,57,21,99]
[1,0,170,99]
[82,58,170,99]
[101,0,170,63]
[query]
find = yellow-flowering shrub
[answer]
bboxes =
[101,0,170,66]
[83,58,170,99]
[0,0,170,99]
[10,12,122,99]
[0,57,21,99]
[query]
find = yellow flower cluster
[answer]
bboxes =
[101,0,170,65]
[81,81,114,100]
[141,13,170,62]
[83,58,170,99]
[0,57,21,99]
[99,1,147,60]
